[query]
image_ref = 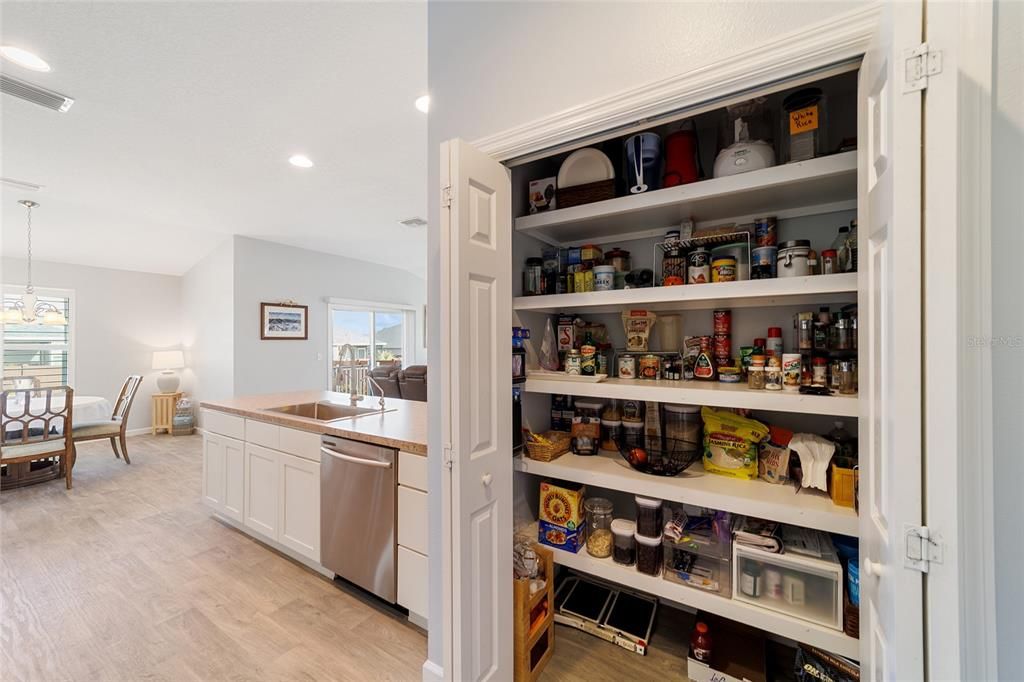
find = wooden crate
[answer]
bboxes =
[514,543,555,682]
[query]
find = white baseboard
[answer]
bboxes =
[421,659,444,682]
[124,427,150,437]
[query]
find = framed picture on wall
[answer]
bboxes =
[260,302,308,340]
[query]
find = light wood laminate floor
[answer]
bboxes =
[0,435,427,681]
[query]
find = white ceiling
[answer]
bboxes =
[1,2,427,278]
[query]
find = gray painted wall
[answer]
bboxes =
[425,1,862,669]
[991,0,1023,675]
[2,257,183,430]
[181,238,235,411]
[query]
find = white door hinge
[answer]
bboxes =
[441,186,453,209]
[903,43,943,93]
[904,525,944,573]
[442,444,454,470]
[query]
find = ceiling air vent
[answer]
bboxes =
[399,217,428,227]
[1,74,74,112]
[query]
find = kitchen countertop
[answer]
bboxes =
[200,390,428,456]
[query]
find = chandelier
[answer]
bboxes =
[2,200,67,325]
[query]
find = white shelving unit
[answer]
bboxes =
[514,273,858,314]
[541,536,859,660]
[524,376,859,417]
[516,451,858,536]
[515,151,857,245]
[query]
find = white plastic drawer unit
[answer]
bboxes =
[732,543,844,631]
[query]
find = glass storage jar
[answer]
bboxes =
[611,519,637,566]
[585,498,614,558]
[838,361,857,395]
[748,364,766,390]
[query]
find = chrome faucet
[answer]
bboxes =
[337,343,386,411]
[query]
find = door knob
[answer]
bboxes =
[863,558,884,578]
[482,473,493,486]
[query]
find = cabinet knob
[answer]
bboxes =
[863,557,884,578]
[482,473,493,486]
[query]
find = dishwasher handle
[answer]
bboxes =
[320,446,393,469]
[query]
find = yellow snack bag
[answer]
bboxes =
[701,406,770,480]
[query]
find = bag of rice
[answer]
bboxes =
[701,406,770,480]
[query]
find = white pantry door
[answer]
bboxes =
[857,1,925,678]
[440,139,512,682]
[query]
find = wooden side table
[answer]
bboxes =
[152,392,182,435]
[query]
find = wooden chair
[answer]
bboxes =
[71,375,142,464]
[0,386,76,489]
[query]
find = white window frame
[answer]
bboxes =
[325,297,417,390]
[2,285,76,389]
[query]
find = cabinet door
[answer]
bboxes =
[398,545,428,620]
[202,434,226,511]
[278,452,320,561]
[222,436,245,523]
[244,443,279,538]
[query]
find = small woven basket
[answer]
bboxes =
[524,431,571,463]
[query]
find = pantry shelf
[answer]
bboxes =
[512,273,858,314]
[516,451,858,537]
[523,377,860,418]
[541,538,860,660]
[515,151,858,245]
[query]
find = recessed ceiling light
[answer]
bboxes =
[414,95,430,114]
[288,154,313,168]
[0,46,51,72]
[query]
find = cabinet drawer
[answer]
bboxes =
[397,546,428,619]
[279,426,321,463]
[398,451,428,492]
[245,419,280,450]
[397,485,428,556]
[202,410,245,440]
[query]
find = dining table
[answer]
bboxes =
[2,395,113,436]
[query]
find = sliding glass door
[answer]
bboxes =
[329,303,413,394]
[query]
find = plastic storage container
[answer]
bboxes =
[663,403,703,458]
[634,496,663,538]
[584,498,614,558]
[575,400,605,419]
[732,543,844,630]
[621,420,645,450]
[636,533,663,576]
[664,525,733,597]
[611,519,637,566]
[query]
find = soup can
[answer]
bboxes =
[711,257,737,283]
[751,246,778,279]
[639,354,660,380]
[713,309,732,335]
[713,334,731,360]
[618,355,636,379]
[754,216,778,246]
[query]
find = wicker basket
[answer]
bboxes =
[556,179,615,209]
[524,431,571,463]
[843,592,860,638]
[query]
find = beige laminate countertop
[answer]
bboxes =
[200,390,428,456]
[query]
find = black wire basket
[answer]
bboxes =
[617,436,704,477]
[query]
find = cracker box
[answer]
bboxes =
[538,481,587,553]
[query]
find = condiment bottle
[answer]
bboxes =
[691,622,713,664]
[580,332,597,375]
[766,327,783,359]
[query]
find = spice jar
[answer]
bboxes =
[748,365,766,390]
[821,249,839,275]
[635,533,663,576]
[634,496,663,538]
[834,317,853,350]
[765,358,783,391]
[523,258,543,296]
[838,360,857,394]
[611,519,637,566]
[797,318,814,351]
[585,498,614,558]
[812,357,828,386]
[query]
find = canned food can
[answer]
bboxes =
[687,248,711,284]
[713,334,731,360]
[639,354,660,380]
[754,216,778,247]
[699,335,713,352]
[618,355,636,379]
[711,257,737,283]
[565,350,582,375]
[713,309,732,335]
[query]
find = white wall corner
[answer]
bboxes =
[421,658,444,682]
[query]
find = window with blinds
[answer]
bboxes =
[2,289,74,390]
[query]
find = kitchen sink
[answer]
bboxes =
[264,401,393,421]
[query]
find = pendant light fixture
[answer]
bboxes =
[2,200,67,325]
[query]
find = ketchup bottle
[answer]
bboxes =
[691,621,713,663]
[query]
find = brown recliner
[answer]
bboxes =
[398,365,427,402]
[368,365,402,398]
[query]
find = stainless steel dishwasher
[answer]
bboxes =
[320,435,396,602]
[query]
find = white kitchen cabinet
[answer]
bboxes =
[397,485,428,556]
[278,452,320,562]
[244,443,280,539]
[397,451,429,624]
[202,432,244,523]
[398,545,429,621]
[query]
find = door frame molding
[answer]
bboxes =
[433,5,898,681]
[471,4,881,163]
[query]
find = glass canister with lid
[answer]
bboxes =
[585,498,614,558]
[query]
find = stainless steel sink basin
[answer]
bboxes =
[264,401,393,421]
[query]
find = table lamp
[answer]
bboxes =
[152,350,185,393]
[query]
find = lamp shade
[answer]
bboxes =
[152,350,185,370]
